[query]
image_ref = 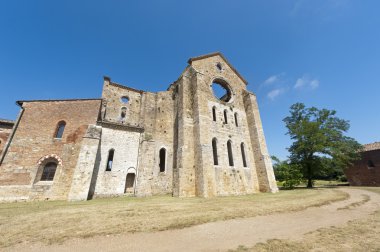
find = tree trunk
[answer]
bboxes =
[306,163,313,188]
[307,177,313,188]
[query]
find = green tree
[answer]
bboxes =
[272,156,303,189]
[283,103,362,188]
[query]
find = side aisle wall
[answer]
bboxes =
[101,78,175,196]
[0,100,102,201]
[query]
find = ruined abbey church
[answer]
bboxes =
[0,52,278,201]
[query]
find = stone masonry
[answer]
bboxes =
[0,52,278,202]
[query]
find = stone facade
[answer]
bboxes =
[344,142,380,186]
[0,52,278,202]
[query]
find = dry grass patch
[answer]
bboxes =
[0,188,347,248]
[337,194,370,210]
[231,187,380,252]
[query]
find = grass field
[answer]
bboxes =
[0,188,347,248]
[303,180,349,187]
[276,179,349,188]
[231,187,380,252]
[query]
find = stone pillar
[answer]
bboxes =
[68,125,102,201]
[243,91,278,193]
[174,70,197,197]
[192,72,216,197]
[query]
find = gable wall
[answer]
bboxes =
[189,55,260,196]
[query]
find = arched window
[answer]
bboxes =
[234,113,239,127]
[224,110,228,124]
[159,148,166,172]
[120,107,127,120]
[212,138,218,165]
[106,149,114,171]
[241,143,247,167]
[227,140,234,166]
[367,160,375,168]
[41,162,57,181]
[55,121,66,139]
[212,106,217,122]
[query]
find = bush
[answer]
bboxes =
[337,175,347,182]
[272,156,303,189]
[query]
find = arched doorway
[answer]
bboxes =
[125,173,136,194]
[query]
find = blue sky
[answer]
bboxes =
[0,1,379,159]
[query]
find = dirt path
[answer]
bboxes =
[9,188,380,252]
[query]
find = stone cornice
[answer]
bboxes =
[97,120,144,133]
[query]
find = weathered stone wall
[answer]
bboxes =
[101,80,175,197]
[345,149,380,186]
[208,101,258,195]
[173,69,197,197]
[243,91,278,192]
[0,99,101,201]
[136,90,175,196]
[93,126,141,197]
[101,77,143,127]
[187,54,271,196]
[122,53,277,197]
[68,125,102,201]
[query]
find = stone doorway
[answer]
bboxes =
[125,173,135,194]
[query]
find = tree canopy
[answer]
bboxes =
[283,103,362,188]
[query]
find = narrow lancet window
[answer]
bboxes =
[234,113,239,127]
[120,107,127,121]
[212,138,218,165]
[212,107,217,122]
[241,143,247,167]
[106,149,114,171]
[55,121,66,139]
[159,148,166,172]
[227,140,234,166]
[224,110,228,124]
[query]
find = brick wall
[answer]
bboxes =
[345,149,380,186]
[0,99,101,200]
